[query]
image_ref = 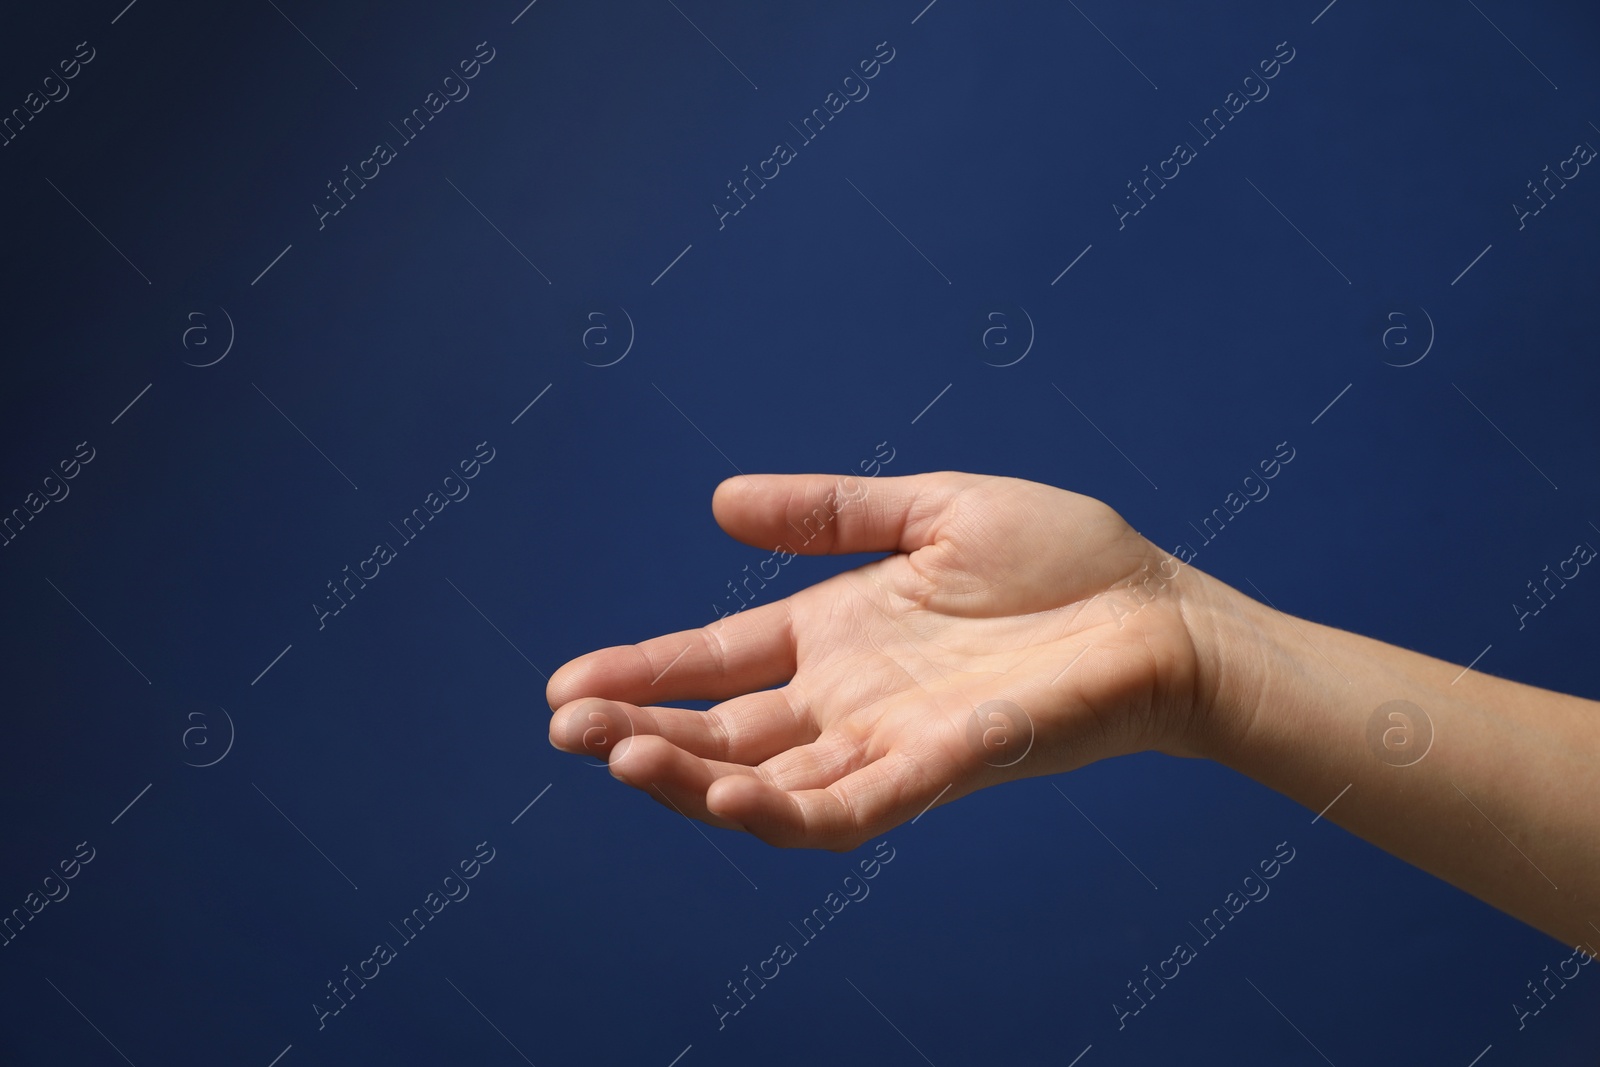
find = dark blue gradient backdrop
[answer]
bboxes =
[2,2,1598,1064]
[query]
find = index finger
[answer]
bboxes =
[546,597,796,709]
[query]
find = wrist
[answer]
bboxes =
[1162,562,1294,763]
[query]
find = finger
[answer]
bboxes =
[546,598,795,709]
[711,471,985,557]
[706,748,955,850]
[755,731,869,791]
[550,690,815,765]
[606,734,758,832]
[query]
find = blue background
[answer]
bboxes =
[2,1,1598,1063]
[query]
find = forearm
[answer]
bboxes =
[1177,570,1600,951]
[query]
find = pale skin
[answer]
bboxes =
[546,471,1600,952]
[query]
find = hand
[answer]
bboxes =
[546,471,1223,850]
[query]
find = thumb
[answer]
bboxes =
[710,471,982,556]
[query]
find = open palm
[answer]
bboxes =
[547,471,1214,850]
